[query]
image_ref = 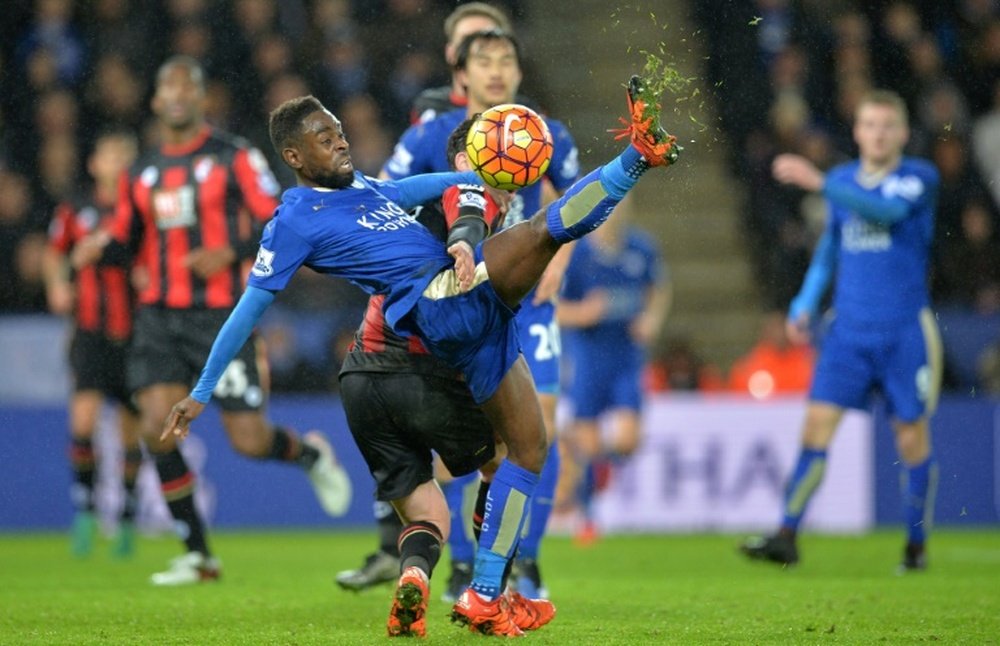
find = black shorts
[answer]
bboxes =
[69,330,135,411]
[128,307,264,412]
[339,371,495,501]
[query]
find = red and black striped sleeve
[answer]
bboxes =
[231,147,280,222]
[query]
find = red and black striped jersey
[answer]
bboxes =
[48,192,133,340]
[109,126,280,309]
[339,184,503,378]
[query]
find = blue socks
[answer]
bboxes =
[781,448,827,532]
[518,442,560,560]
[471,460,538,599]
[444,472,479,565]
[545,146,647,243]
[901,456,937,545]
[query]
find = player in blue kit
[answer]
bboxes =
[382,28,580,600]
[161,76,677,636]
[558,198,670,543]
[741,90,943,572]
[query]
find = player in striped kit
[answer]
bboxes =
[75,56,350,585]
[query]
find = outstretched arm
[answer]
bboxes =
[787,230,836,344]
[390,171,481,209]
[822,175,910,225]
[162,286,276,440]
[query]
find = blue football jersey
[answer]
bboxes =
[561,228,664,350]
[247,174,452,329]
[824,157,939,326]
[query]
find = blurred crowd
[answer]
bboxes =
[2,0,999,395]
[689,0,1000,393]
[695,0,1000,314]
[0,0,524,391]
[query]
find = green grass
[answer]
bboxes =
[1,530,998,644]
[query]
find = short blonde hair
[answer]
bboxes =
[857,89,908,125]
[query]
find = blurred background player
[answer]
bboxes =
[380,28,580,601]
[409,2,521,124]
[557,195,671,545]
[75,56,351,585]
[741,90,942,572]
[43,129,143,559]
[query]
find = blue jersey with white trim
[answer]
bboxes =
[381,107,580,228]
[824,157,938,326]
[247,173,452,329]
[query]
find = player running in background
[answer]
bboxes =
[43,129,144,559]
[382,28,580,600]
[741,90,942,572]
[74,56,351,585]
[557,196,671,545]
[161,77,678,636]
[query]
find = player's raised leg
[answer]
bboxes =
[483,75,678,310]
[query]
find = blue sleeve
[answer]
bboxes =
[246,219,313,292]
[388,171,481,210]
[190,286,275,403]
[822,173,910,225]
[789,228,837,321]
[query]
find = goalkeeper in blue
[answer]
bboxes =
[741,90,942,573]
[161,78,678,637]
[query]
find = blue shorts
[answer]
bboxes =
[398,266,521,404]
[810,308,942,422]
[515,295,560,393]
[567,341,643,419]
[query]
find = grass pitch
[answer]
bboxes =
[1,529,998,644]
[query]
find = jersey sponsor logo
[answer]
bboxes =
[881,174,924,201]
[457,186,487,211]
[152,186,197,230]
[251,247,275,277]
[842,216,891,253]
[385,143,414,176]
[356,200,419,232]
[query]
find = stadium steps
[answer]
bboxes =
[523,0,763,369]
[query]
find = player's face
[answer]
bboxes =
[152,63,205,130]
[853,103,908,166]
[446,15,500,65]
[292,109,354,189]
[458,39,522,110]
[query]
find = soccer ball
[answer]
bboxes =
[466,104,553,190]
